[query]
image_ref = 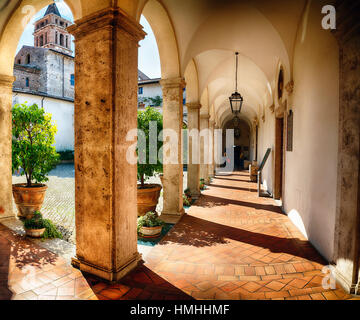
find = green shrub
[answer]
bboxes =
[58,150,74,161]
[12,103,60,187]
[183,194,191,207]
[23,211,63,239]
[137,211,164,232]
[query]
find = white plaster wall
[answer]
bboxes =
[282,2,339,261]
[257,105,275,195]
[138,82,162,101]
[12,92,74,151]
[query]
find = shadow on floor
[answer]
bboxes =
[84,264,193,300]
[160,215,326,265]
[210,184,257,193]
[197,194,284,213]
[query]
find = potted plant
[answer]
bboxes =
[200,178,206,190]
[183,188,192,207]
[23,211,63,239]
[137,211,165,238]
[12,103,60,219]
[137,107,163,216]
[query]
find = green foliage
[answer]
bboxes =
[58,150,74,161]
[137,107,163,187]
[200,178,206,190]
[23,211,63,239]
[139,95,163,107]
[12,103,60,187]
[137,211,164,232]
[183,194,191,207]
[184,188,191,197]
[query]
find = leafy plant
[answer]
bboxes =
[23,211,63,239]
[137,211,164,232]
[58,150,74,161]
[183,194,191,207]
[184,188,191,197]
[200,178,206,190]
[12,103,60,187]
[139,96,163,107]
[137,107,163,188]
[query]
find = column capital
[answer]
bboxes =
[0,75,15,88]
[160,77,186,89]
[200,114,210,120]
[285,80,294,95]
[209,119,215,126]
[186,102,201,110]
[68,7,146,42]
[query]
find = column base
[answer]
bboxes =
[333,264,359,294]
[160,209,185,224]
[190,191,201,200]
[71,252,142,282]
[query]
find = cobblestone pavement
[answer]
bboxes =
[12,164,188,244]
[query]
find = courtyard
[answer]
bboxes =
[1,171,359,300]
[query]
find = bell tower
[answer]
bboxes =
[33,3,73,55]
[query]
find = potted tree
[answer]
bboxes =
[137,107,163,216]
[137,211,164,238]
[12,103,60,219]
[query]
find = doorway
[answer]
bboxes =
[274,117,284,200]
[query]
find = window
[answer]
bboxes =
[138,87,143,95]
[60,34,64,46]
[17,59,21,64]
[25,78,29,87]
[40,35,43,46]
[66,36,68,48]
[55,19,58,24]
[70,74,75,86]
[55,32,58,44]
[183,98,186,105]
[26,54,31,64]
[45,33,47,44]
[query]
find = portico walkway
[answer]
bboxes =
[0,171,358,300]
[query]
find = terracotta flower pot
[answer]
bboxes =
[25,228,46,238]
[137,184,162,216]
[138,225,163,238]
[12,184,48,219]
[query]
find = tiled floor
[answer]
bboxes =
[1,171,359,300]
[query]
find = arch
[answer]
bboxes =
[184,59,199,104]
[59,33,64,46]
[141,0,180,79]
[26,53,30,64]
[0,0,79,76]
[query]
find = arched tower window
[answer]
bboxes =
[55,32,58,44]
[60,34,64,46]
[26,54,31,64]
[40,35,43,46]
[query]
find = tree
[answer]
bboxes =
[137,107,163,188]
[12,103,60,187]
[139,95,163,107]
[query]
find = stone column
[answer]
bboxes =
[186,103,201,199]
[0,75,15,220]
[208,119,215,179]
[68,8,145,281]
[161,78,185,222]
[200,114,210,183]
[333,0,360,294]
[214,124,220,174]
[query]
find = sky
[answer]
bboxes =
[16,1,161,79]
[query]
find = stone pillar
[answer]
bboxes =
[333,0,360,294]
[0,75,15,220]
[161,77,185,222]
[214,124,220,174]
[186,103,201,199]
[208,119,215,179]
[200,114,210,183]
[68,8,145,281]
